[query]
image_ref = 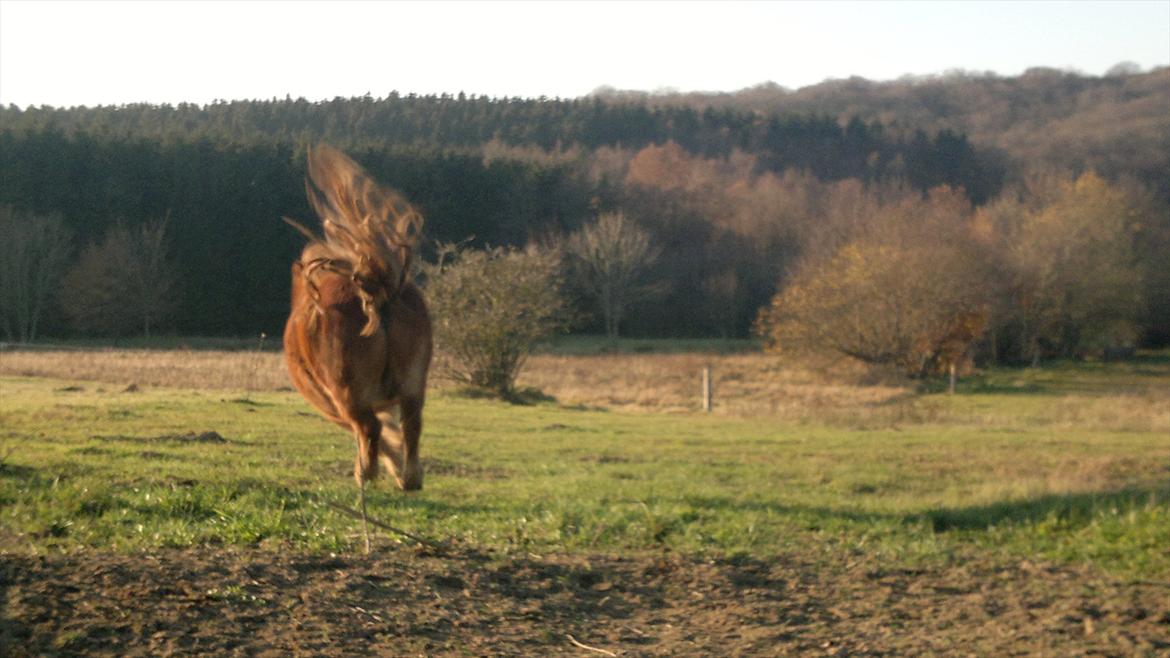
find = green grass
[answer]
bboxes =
[1,358,1167,580]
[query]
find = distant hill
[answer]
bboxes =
[595,67,1170,199]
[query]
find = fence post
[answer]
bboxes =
[701,366,712,412]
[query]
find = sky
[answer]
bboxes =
[1,0,1167,107]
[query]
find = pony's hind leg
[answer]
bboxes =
[398,395,425,491]
[350,411,382,554]
[375,408,408,490]
[350,410,382,484]
[375,397,423,491]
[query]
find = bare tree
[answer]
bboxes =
[130,217,177,336]
[0,206,73,342]
[566,212,661,339]
[59,219,178,336]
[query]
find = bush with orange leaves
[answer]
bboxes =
[755,240,988,377]
[754,186,992,377]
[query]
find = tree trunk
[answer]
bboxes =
[701,367,712,412]
[605,298,620,340]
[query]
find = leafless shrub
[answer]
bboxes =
[424,244,569,397]
[0,206,73,342]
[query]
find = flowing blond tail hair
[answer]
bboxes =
[286,145,424,336]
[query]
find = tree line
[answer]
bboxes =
[0,94,999,199]
[598,66,1170,204]
[0,95,999,336]
[0,87,1165,367]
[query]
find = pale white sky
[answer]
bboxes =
[1,0,1167,107]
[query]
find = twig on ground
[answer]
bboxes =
[350,605,384,622]
[324,500,446,550]
[567,634,618,656]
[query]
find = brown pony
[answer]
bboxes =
[283,146,432,552]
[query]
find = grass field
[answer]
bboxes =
[1,347,1168,654]
[1,349,1166,575]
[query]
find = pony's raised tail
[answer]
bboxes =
[297,145,424,335]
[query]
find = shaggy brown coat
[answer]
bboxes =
[283,146,432,506]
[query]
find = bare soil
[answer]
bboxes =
[3,546,1167,657]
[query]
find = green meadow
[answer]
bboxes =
[0,354,1166,580]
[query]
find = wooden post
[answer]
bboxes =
[948,362,957,395]
[701,366,712,412]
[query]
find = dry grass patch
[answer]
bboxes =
[3,346,1167,431]
[519,352,911,418]
[0,348,287,391]
[1,347,911,420]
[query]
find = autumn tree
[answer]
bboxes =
[565,212,662,339]
[984,172,1146,362]
[0,206,73,342]
[59,219,179,336]
[626,141,700,192]
[756,242,988,376]
[755,187,990,377]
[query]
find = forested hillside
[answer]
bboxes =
[598,67,1170,202]
[1,67,1166,355]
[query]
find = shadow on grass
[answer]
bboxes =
[448,385,557,406]
[918,486,1166,532]
[680,495,893,528]
[0,462,36,478]
[923,350,1170,396]
[913,370,1047,396]
[961,380,1047,396]
[682,485,1168,534]
[1127,352,1170,367]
